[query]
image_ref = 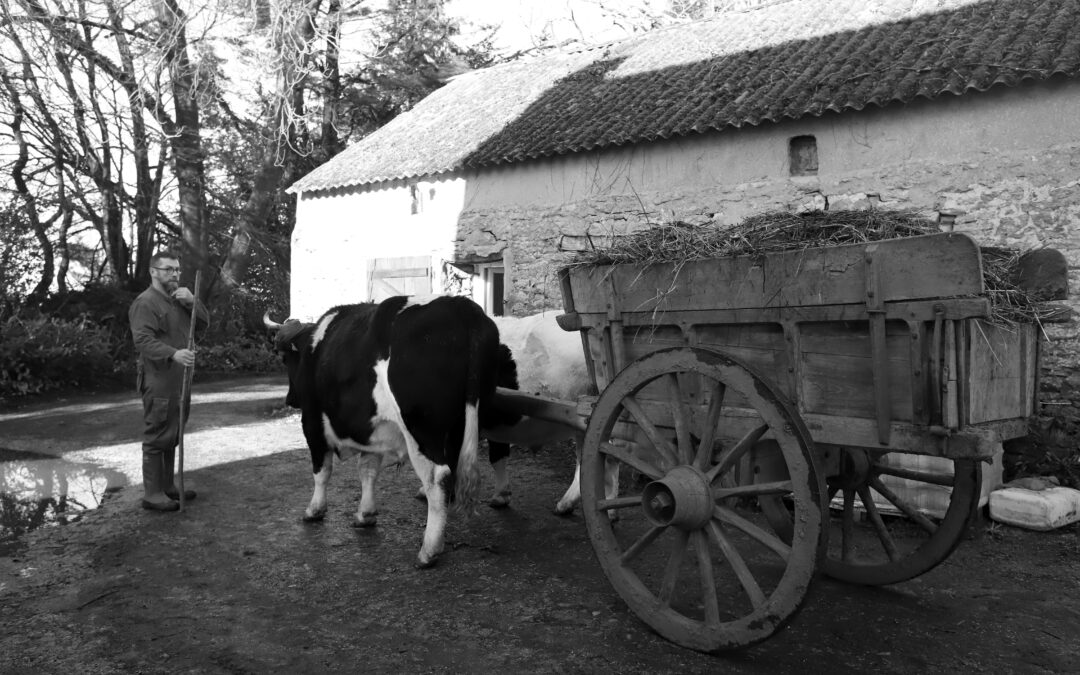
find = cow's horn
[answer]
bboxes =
[263,310,284,331]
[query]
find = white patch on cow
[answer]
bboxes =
[318,358,412,465]
[304,456,333,521]
[354,452,388,526]
[310,311,339,350]
[416,456,451,568]
[402,294,442,308]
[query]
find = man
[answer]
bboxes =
[128,250,209,511]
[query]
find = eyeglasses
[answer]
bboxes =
[153,266,181,274]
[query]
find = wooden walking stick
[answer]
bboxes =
[177,270,202,512]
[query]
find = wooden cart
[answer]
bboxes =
[495,232,1062,652]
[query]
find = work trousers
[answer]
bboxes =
[139,368,191,466]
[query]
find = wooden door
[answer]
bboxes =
[367,256,432,301]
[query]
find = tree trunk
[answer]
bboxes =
[0,57,54,305]
[217,0,324,296]
[156,0,209,294]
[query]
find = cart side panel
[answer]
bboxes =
[798,320,915,421]
[613,322,791,409]
[965,320,1038,425]
[564,233,984,315]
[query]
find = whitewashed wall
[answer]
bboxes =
[291,177,467,320]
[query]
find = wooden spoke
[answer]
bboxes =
[621,395,679,469]
[708,522,766,609]
[868,476,938,535]
[665,374,694,465]
[706,423,768,483]
[694,531,723,626]
[873,462,956,487]
[857,485,900,562]
[713,479,793,500]
[598,496,644,512]
[713,506,791,561]
[658,529,690,606]
[693,379,726,471]
[600,440,664,480]
[621,525,668,565]
[841,488,855,562]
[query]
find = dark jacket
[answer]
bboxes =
[129,286,209,397]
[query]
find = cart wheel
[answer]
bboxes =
[580,347,824,652]
[759,448,981,586]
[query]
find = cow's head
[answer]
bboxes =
[263,311,314,408]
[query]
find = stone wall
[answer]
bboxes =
[455,141,1080,460]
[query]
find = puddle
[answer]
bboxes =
[1,447,127,551]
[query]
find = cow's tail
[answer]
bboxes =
[452,308,497,513]
[453,401,481,513]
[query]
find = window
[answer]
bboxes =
[789,135,818,176]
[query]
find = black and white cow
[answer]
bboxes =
[264,295,520,568]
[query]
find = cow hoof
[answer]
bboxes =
[414,488,427,502]
[415,555,439,570]
[488,491,512,509]
[553,501,576,517]
[351,511,379,528]
[302,510,326,522]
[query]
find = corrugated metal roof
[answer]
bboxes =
[289,0,1080,194]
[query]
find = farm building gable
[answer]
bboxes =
[289,0,1080,194]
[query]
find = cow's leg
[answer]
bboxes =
[554,433,586,516]
[304,451,333,521]
[554,453,582,516]
[302,415,333,522]
[554,437,620,521]
[488,440,512,508]
[352,452,383,527]
[411,452,451,568]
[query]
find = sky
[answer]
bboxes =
[446,0,668,57]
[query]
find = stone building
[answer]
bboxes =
[287,0,1080,453]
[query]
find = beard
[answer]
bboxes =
[164,279,179,294]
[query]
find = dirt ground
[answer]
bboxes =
[1,376,1079,674]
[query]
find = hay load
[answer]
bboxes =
[564,209,1067,325]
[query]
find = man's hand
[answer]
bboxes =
[172,287,195,307]
[172,348,196,368]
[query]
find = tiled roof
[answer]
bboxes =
[289,0,1080,194]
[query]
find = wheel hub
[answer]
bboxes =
[827,448,872,491]
[641,465,713,530]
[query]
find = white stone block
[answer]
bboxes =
[989,486,1080,531]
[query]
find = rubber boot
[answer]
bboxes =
[142,448,179,512]
[162,447,197,502]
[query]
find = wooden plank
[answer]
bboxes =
[908,321,929,426]
[782,321,803,413]
[371,267,430,279]
[607,399,1013,460]
[574,298,991,329]
[865,243,891,444]
[943,320,959,429]
[799,352,913,421]
[566,233,985,314]
[966,321,1037,423]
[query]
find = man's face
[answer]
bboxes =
[152,259,181,294]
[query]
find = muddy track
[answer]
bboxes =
[1,377,1078,674]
